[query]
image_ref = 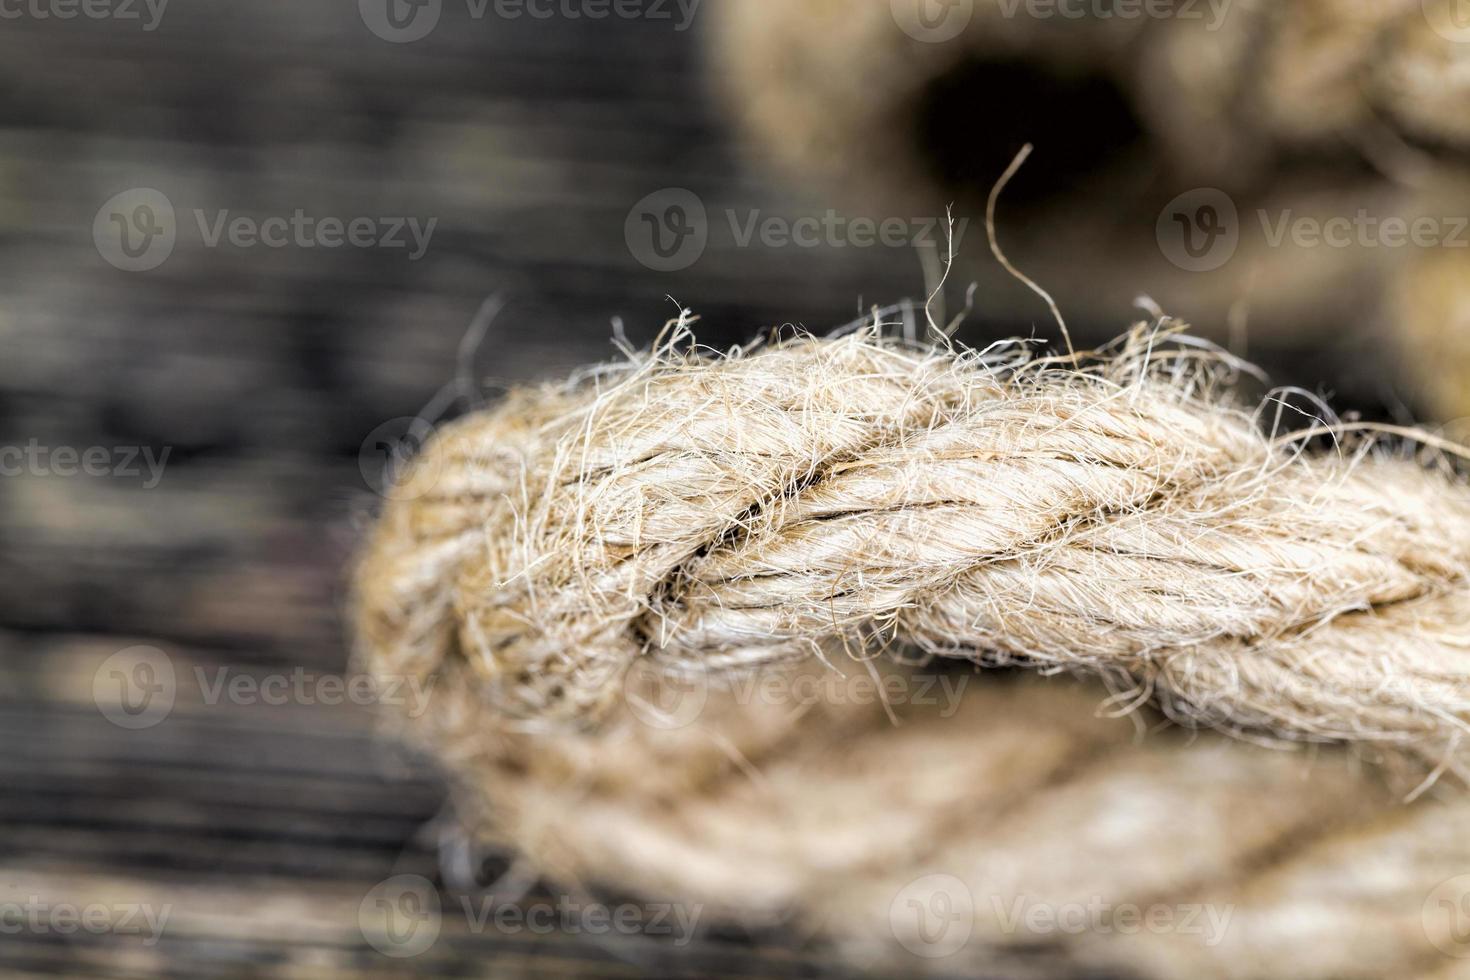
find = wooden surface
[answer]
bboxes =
[0,3,947,976]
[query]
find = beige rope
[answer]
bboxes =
[358,324,1470,762]
[353,323,1470,977]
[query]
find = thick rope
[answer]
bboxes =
[357,323,1470,768]
[352,323,1470,977]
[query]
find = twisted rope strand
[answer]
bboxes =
[358,322,1470,771]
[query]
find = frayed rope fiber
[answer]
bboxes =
[353,319,1470,975]
[356,320,1470,771]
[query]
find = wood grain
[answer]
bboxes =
[0,4,940,976]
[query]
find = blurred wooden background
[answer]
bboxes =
[0,1,955,976]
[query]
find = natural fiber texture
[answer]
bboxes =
[354,323,1470,977]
